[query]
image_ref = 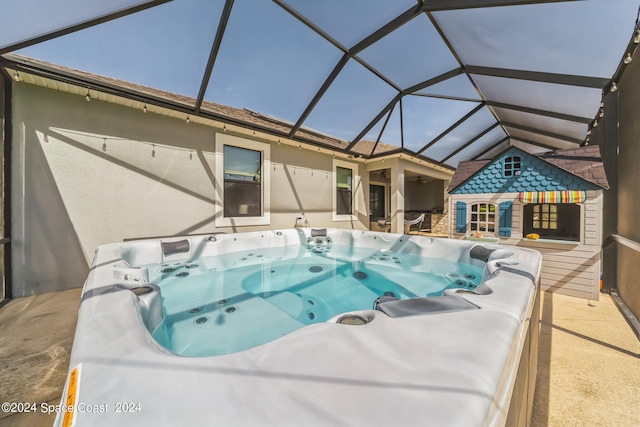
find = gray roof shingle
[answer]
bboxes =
[536,146,609,189]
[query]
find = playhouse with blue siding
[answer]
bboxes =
[447,145,608,300]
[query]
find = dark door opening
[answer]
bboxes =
[370,184,385,222]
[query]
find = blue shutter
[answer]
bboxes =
[499,201,513,237]
[456,201,467,233]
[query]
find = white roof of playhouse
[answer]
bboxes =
[2,0,639,169]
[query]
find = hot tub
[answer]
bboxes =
[55,228,542,427]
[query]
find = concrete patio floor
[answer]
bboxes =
[0,288,638,426]
[532,292,640,427]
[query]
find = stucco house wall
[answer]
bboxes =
[10,83,370,296]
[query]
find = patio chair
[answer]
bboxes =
[377,217,391,232]
[404,213,425,234]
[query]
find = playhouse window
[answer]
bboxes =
[523,203,580,241]
[504,156,521,177]
[469,203,497,233]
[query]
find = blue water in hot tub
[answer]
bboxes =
[148,245,483,357]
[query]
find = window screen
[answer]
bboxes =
[224,145,261,217]
[336,166,353,215]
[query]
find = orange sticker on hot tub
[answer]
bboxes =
[62,364,81,427]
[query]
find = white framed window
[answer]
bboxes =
[215,133,270,227]
[333,159,359,221]
[469,202,497,233]
[223,145,261,217]
[504,156,521,177]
